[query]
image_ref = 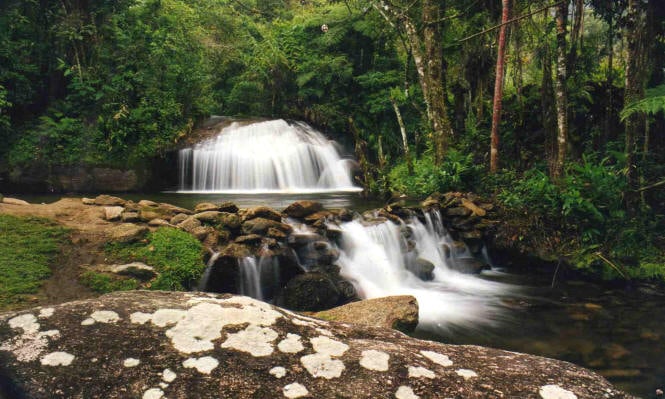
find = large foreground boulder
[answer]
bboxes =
[0,291,633,399]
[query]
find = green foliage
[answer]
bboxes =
[106,227,205,291]
[80,271,140,293]
[388,150,480,197]
[0,215,69,309]
[620,84,665,121]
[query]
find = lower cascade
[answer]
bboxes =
[178,119,361,193]
[205,206,511,333]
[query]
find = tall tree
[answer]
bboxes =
[623,0,651,211]
[371,0,454,165]
[552,1,569,179]
[490,0,510,173]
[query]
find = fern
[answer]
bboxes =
[620,84,665,121]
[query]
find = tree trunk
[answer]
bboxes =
[490,0,510,173]
[552,1,569,180]
[372,0,454,165]
[348,117,372,191]
[391,98,413,175]
[623,0,649,212]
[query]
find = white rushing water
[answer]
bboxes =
[334,212,511,333]
[178,119,361,193]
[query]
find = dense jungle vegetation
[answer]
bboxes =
[0,0,664,279]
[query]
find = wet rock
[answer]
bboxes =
[104,206,124,221]
[94,262,157,281]
[304,210,334,224]
[194,202,219,213]
[138,199,158,207]
[407,258,435,281]
[194,211,222,223]
[191,226,214,241]
[123,201,140,212]
[450,258,488,274]
[313,295,419,333]
[242,218,293,236]
[121,212,140,223]
[281,272,341,311]
[0,291,634,399]
[421,198,440,209]
[460,198,486,217]
[217,202,239,214]
[177,216,202,234]
[81,197,95,205]
[243,206,282,222]
[170,213,189,225]
[93,194,126,206]
[284,200,324,218]
[218,243,251,258]
[235,234,263,246]
[446,206,472,217]
[148,219,170,227]
[218,212,241,230]
[108,224,149,243]
[138,207,171,222]
[266,227,287,240]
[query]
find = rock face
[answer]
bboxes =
[0,291,633,399]
[312,295,419,333]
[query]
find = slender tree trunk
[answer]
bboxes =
[623,0,649,212]
[391,98,413,174]
[373,0,454,165]
[603,9,614,150]
[552,1,569,180]
[348,117,372,191]
[490,0,510,173]
[541,43,557,174]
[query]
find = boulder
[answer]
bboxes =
[0,291,634,399]
[460,198,487,217]
[104,206,124,221]
[94,262,158,281]
[81,197,95,205]
[281,272,340,311]
[108,224,148,243]
[445,206,472,217]
[121,212,140,223]
[194,211,222,223]
[2,197,30,206]
[177,216,202,234]
[170,213,189,225]
[218,212,241,230]
[312,295,419,333]
[138,199,158,207]
[243,206,282,222]
[148,219,171,227]
[242,218,293,236]
[194,202,220,213]
[235,234,263,246]
[283,200,324,218]
[93,195,126,206]
[407,258,435,281]
[217,202,239,214]
[158,203,192,216]
[450,258,489,274]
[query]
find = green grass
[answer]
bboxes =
[0,215,69,308]
[79,271,140,293]
[105,227,206,291]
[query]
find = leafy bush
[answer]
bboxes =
[388,150,480,197]
[0,215,69,308]
[105,227,206,291]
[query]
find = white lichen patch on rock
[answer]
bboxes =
[221,325,278,357]
[81,318,95,326]
[123,358,140,367]
[270,366,287,378]
[38,308,55,319]
[142,388,164,399]
[151,309,187,327]
[310,336,348,357]
[278,333,304,354]
[420,350,453,367]
[408,366,435,379]
[301,353,345,379]
[8,314,39,334]
[455,369,478,380]
[89,310,120,324]
[40,351,75,366]
[183,356,219,374]
[130,312,152,324]
[359,350,390,371]
[395,385,420,399]
[162,368,177,383]
[283,382,309,398]
[539,385,578,399]
[1,314,60,362]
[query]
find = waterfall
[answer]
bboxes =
[334,212,510,332]
[178,119,361,193]
[237,255,281,302]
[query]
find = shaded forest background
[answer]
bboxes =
[0,0,664,279]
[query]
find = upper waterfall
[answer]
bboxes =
[178,119,361,193]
